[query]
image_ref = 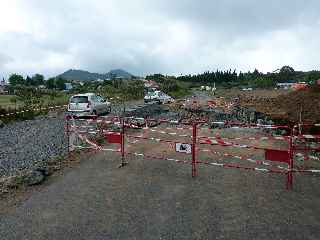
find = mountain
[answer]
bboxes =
[58,69,134,81]
[59,69,105,81]
[105,69,133,79]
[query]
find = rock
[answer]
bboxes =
[24,170,45,186]
[4,175,24,188]
[0,120,4,128]
[36,166,51,177]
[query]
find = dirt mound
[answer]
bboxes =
[238,86,320,124]
[274,86,320,123]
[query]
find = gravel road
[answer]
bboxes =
[1,151,319,239]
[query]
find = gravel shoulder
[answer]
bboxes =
[0,112,67,177]
[0,100,144,178]
[0,151,320,240]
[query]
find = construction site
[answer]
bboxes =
[1,86,320,240]
[65,85,320,189]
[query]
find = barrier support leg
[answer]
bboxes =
[192,123,197,177]
[67,118,70,157]
[119,117,128,168]
[286,134,294,190]
[65,117,70,169]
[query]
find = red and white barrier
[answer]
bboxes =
[197,148,284,169]
[65,116,320,190]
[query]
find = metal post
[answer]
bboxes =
[65,116,70,169]
[119,116,128,168]
[287,131,294,190]
[192,123,197,177]
[66,117,70,157]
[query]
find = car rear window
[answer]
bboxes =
[70,96,89,103]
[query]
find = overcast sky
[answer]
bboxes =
[1,0,320,79]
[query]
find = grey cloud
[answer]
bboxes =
[1,0,320,79]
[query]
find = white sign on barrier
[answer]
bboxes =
[175,143,192,154]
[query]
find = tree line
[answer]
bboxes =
[8,73,68,90]
[147,66,320,88]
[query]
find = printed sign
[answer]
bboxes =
[175,143,192,154]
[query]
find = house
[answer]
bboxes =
[0,78,9,94]
[0,85,6,94]
[144,80,160,89]
[276,82,295,89]
[292,82,308,90]
[64,83,73,91]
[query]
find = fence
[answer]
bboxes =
[0,104,67,121]
[66,116,320,190]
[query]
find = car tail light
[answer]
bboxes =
[87,101,91,108]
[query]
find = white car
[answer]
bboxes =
[242,87,253,91]
[67,93,111,116]
[144,91,174,104]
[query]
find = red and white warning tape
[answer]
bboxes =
[142,127,290,142]
[126,152,191,165]
[0,105,67,118]
[196,160,287,174]
[74,145,120,152]
[295,153,320,161]
[197,148,280,168]
[126,150,287,174]
[72,133,120,152]
[296,135,320,140]
[198,137,288,152]
[70,127,320,175]
[198,135,289,141]
[291,169,320,173]
[102,145,320,174]
[126,134,182,144]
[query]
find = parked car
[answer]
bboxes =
[241,87,253,91]
[67,93,111,116]
[144,91,174,104]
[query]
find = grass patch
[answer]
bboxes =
[169,88,191,99]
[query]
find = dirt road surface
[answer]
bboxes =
[1,151,320,240]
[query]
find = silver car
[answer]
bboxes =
[67,93,111,116]
[144,91,174,104]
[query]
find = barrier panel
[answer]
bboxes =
[65,116,320,190]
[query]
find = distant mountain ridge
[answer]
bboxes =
[58,69,134,81]
[106,69,133,79]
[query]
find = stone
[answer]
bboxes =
[4,175,24,188]
[24,170,45,186]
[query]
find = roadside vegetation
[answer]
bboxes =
[145,74,191,98]
[71,78,145,101]
[0,75,70,123]
[2,64,319,124]
[176,65,320,89]
[0,90,69,123]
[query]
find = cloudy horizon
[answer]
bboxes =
[1,0,320,79]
